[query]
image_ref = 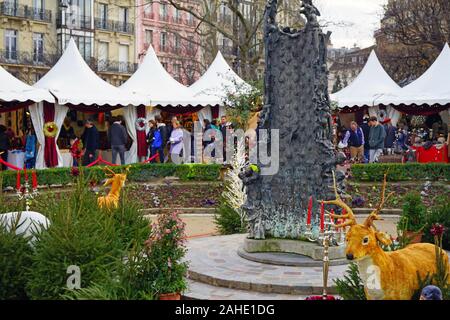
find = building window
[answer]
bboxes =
[174,33,181,52]
[33,0,44,20]
[98,41,108,71]
[144,3,153,18]
[187,36,194,54]
[118,44,129,72]
[99,3,108,28]
[33,33,44,63]
[4,29,17,61]
[161,62,168,70]
[160,3,168,21]
[67,35,92,61]
[174,7,181,23]
[119,7,128,24]
[173,63,181,81]
[160,32,167,51]
[145,30,153,46]
[67,0,93,29]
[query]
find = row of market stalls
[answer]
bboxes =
[0,38,251,169]
[331,44,450,128]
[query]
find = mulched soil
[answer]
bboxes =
[127,183,223,208]
[346,181,450,209]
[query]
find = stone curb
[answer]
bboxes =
[186,269,338,295]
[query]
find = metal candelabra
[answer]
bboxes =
[304,210,347,300]
[16,179,39,212]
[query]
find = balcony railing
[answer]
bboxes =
[94,18,134,34]
[0,2,52,22]
[93,59,138,74]
[57,13,92,30]
[159,14,169,22]
[0,50,59,67]
[143,11,154,19]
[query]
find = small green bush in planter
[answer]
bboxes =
[145,212,188,298]
[398,192,427,234]
[0,222,34,300]
[214,199,247,235]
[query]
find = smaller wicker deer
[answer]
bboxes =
[324,172,449,300]
[97,166,130,210]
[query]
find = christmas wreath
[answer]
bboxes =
[43,122,59,138]
[135,117,147,131]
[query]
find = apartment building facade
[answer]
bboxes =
[135,0,201,85]
[0,0,137,86]
[0,0,58,83]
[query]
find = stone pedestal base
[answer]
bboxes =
[243,238,346,261]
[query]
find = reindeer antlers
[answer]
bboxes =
[322,171,356,229]
[364,173,394,228]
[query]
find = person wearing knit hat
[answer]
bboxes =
[420,285,443,300]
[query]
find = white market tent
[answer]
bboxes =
[30,38,150,169]
[0,64,54,108]
[121,45,203,107]
[378,43,450,109]
[331,50,405,125]
[189,51,253,120]
[34,38,149,107]
[331,50,402,110]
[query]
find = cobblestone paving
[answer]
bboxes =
[185,234,348,298]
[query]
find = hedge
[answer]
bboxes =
[351,163,450,182]
[0,163,222,188]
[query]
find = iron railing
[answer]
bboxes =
[93,59,138,74]
[56,13,92,30]
[94,18,134,34]
[0,2,52,22]
[0,50,59,67]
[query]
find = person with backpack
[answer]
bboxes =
[150,120,164,163]
[155,115,168,162]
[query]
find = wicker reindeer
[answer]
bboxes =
[324,173,449,300]
[97,166,130,210]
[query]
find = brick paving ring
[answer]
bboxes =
[237,247,348,267]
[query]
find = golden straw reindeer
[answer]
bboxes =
[324,173,449,300]
[97,166,130,210]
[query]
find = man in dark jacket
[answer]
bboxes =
[108,116,128,165]
[360,115,370,163]
[81,119,99,165]
[368,116,386,163]
[383,118,397,154]
[0,125,9,170]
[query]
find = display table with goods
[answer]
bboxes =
[7,150,25,170]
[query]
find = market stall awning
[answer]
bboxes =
[34,38,149,109]
[121,45,204,107]
[188,51,253,106]
[331,50,401,110]
[0,64,54,112]
[378,43,450,111]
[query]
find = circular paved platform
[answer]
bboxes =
[185,234,349,297]
[237,247,348,267]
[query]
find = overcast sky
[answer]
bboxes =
[314,0,388,48]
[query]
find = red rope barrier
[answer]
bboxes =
[85,153,119,167]
[0,157,22,171]
[142,153,160,164]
